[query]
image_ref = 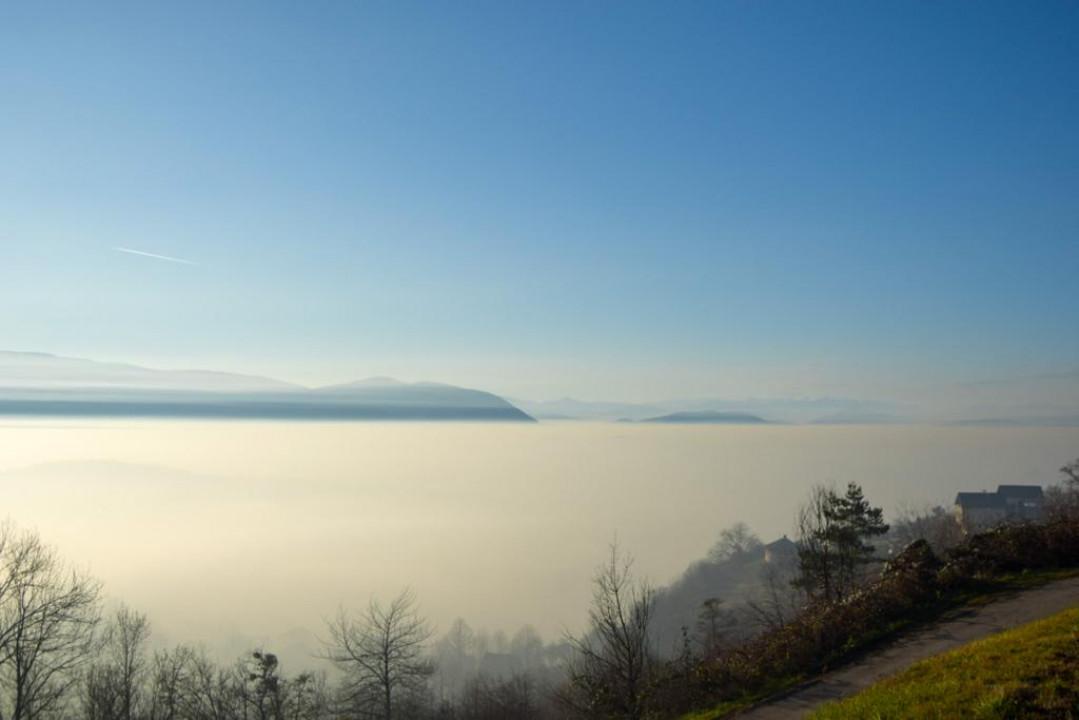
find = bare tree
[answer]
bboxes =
[509,625,544,672]
[279,670,331,720]
[707,523,762,564]
[561,543,656,720]
[182,647,240,720]
[1047,457,1079,522]
[240,651,284,720]
[321,588,434,720]
[1061,458,1079,487]
[792,485,838,604]
[83,604,151,720]
[140,644,329,720]
[83,661,123,720]
[146,645,196,720]
[0,526,102,720]
[745,562,801,632]
[694,597,735,653]
[888,504,963,555]
[458,673,543,720]
[113,606,151,720]
[433,618,476,701]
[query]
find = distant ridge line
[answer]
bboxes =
[0,351,535,422]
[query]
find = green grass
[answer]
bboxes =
[810,606,1079,719]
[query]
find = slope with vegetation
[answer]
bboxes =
[664,461,1079,720]
[810,606,1079,719]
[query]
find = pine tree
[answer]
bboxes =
[825,483,889,594]
[795,483,889,603]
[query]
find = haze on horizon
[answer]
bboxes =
[0,349,1076,425]
[2,2,1078,414]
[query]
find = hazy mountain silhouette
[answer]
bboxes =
[0,352,534,421]
[513,395,907,424]
[637,411,770,424]
[950,415,1079,427]
[0,351,301,392]
[808,411,905,425]
[510,397,666,421]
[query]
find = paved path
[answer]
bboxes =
[734,575,1079,719]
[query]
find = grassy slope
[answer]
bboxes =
[677,569,1079,720]
[810,606,1079,719]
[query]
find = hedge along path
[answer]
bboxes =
[730,574,1079,720]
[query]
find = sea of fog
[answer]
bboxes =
[0,420,1076,669]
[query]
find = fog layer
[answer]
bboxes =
[0,421,1074,667]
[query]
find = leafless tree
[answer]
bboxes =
[745,562,801,632]
[83,604,151,720]
[183,648,241,720]
[888,504,963,555]
[509,625,544,672]
[140,644,329,720]
[1061,458,1079,487]
[1047,457,1079,521]
[560,543,656,720]
[279,670,331,720]
[792,485,838,603]
[321,588,434,720]
[433,618,476,702]
[0,525,102,720]
[146,645,196,720]
[707,523,762,564]
[694,597,735,653]
[112,606,150,720]
[458,673,545,720]
[239,651,285,720]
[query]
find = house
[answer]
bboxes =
[763,535,798,565]
[954,491,1007,532]
[997,485,1045,520]
[954,485,1044,533]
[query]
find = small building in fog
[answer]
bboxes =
[763,535,798,565]
[996,485,1045,519]
[954,485,1044,533]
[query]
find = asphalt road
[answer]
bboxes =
[734,574,1079,719]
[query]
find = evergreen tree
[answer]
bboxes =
[794,483,889,603]
[825,483,889,594]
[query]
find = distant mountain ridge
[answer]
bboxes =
[636,410,770,424]
[0,351,300,392]
[0,352,533,422]
[8,352,1071,426]
[512,395,905,424]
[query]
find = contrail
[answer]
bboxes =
[113,246,195,265]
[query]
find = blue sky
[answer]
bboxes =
[2,1,1078,404]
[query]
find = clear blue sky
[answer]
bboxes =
[2,1,1078,404]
